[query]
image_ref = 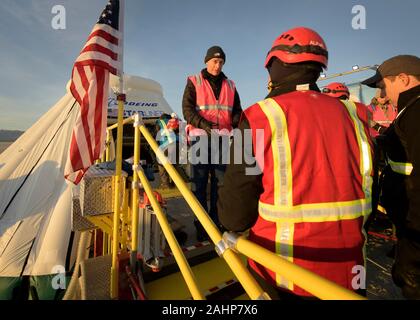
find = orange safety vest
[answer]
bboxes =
[244,91,373,296]
[187,73,236,136]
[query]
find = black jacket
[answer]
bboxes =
[182,69,242,129]
[380,84,420,299]
[381,85,420,236]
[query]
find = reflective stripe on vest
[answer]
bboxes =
[259,198,372,223]
[195,105,232,111]
[340,100,373,200]
[388,159,413,175]
[257,98,293,289]
[276,222,294,291]
[194,74,202,86]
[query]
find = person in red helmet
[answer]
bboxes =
[218,27,373,299]
[322,82,350,100]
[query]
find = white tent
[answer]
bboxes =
[0,90,78,300]
[0,74,173,299]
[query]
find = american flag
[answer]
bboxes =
[65,0,123,184]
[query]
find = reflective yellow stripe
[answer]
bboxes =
[275,222,294,290]
[195,74,202,86]
[226,79,234,91]
[259,98,294,290]
[340,100,373,268]
[196,105,232,111]
[259,199,371,223]
[340,100,373,200]
[388,159,413,175]
[258,98,293,206]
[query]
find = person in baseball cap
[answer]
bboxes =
[364,54,420,299]
[362,55,420,107]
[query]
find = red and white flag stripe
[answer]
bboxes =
[65,0,123,184]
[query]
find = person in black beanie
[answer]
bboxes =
[182,45,242,241]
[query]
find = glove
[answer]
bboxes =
[198,118,216,135]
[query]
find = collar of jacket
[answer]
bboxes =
[397,84,420,111]
[201,68,227,82]
[266,82,320,99]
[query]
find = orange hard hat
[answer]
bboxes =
[265,27,328,69]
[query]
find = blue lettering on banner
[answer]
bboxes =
[108,98,159,108]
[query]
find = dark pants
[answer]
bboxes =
[189,135,229,225]
[191,162,226,225]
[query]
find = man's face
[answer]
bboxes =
[378,76,404,106]
[206,58,224,76]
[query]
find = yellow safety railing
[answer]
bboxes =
[110,94,125,299]
[221,233,366,300]
[104,111,366,301]
[130,116,140,272]
[135,118,269,300]
[136,163,205,300]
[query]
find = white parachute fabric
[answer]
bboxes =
[0,92,78,276]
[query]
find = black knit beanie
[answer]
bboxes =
[204,46,226,64]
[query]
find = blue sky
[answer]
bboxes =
[0,0,419,130]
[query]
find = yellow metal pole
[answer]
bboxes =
[107,116,135,131]
[108,234,112,255]
[318,65,378,82]
[233,236,366,300]
[106,129,111,162]
[110,94,125,299]
[137,124,268,300]
[103,233,108,256]
[130,118,141,271]
[121,189,129,251]
[136,168,205,300]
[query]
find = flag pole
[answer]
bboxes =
[111,0,125,300]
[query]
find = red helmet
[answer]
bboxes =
[322,82,350,99]
[167,118,179,130]
[265,27,328,69]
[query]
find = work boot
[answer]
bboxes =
[194,219,209,242]
[174,230,188,246]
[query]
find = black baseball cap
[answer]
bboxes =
[362,55,420,88]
